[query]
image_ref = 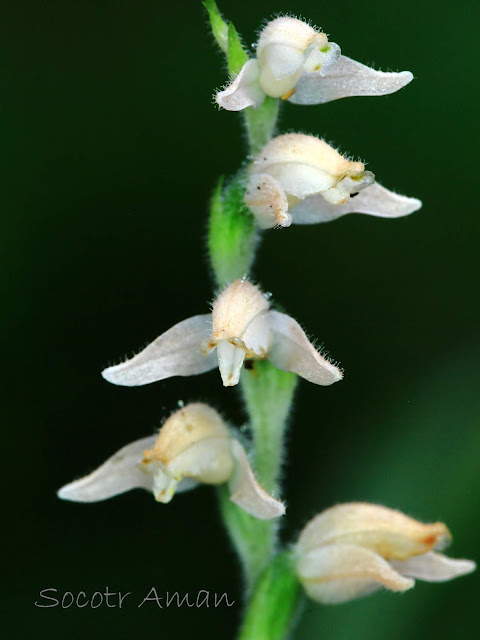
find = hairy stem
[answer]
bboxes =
[208,174,259,286]
[217,485,277,590]
[238,551,303,640]
[241,360,297,495]
[244,97,280,156]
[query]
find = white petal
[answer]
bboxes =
[216,59,265,111]
[242,310,271,355]
[102,314,216,386]
[260,42,306,80]
[391,552,476,582]
[57,436,156,502]
[257,18,323,88]
[250,133,365,200]
[244,173,291,229]
[289,55,413,105]
[262,162,338,200]
[268,311,342,386]
[296,544,414,604]
[291,182,422,224]
[216,339,245,387]
[228,439,285,520]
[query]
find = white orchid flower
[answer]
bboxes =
[102,279,342,388]
[244,133,422,229]
[294,503,475,604]
[58,403,285,520]
[216,17,413,111]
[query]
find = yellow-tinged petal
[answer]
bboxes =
[142,403,229,466]
[297,503,451,561]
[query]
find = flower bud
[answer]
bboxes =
[294,503,475,604]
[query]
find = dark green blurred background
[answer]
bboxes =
[2,0,479,638]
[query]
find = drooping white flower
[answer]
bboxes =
[216,17,413,111]
[244,133,421,229]
[102,279,342,388]
[58,403,285,520]
[294,503,475,604]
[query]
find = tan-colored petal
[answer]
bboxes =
[297,503,451,561]
[212,279,270,342]
[142,403,230,467]
[244,173,291,229]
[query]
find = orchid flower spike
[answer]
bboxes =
[58,403,284,520]
[244,133,422,229]
[216,17,413,111]
[294,503,476,604]
[102,279,342,388]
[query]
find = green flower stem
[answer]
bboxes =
[244,97,280,156]
[204,0,280,155]
[204,6,299,634]
[238,551,303,640]
[208,174,258,286]
[217,485,277,590]
[241,360,297,495]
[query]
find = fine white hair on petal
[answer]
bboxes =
[289,55,413,105]
[296,544,414,604]
[390,552,476,582]
[268,310,342,386]
[215,59,266,111]
[229,439,285,520]
[102,314,216,386]
[212,279,270,342]
[57,436,156,502]
[291,182,422,224]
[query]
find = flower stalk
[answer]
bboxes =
[208,175,258,286]
[237,551,302,640]
[241,360,297,495]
